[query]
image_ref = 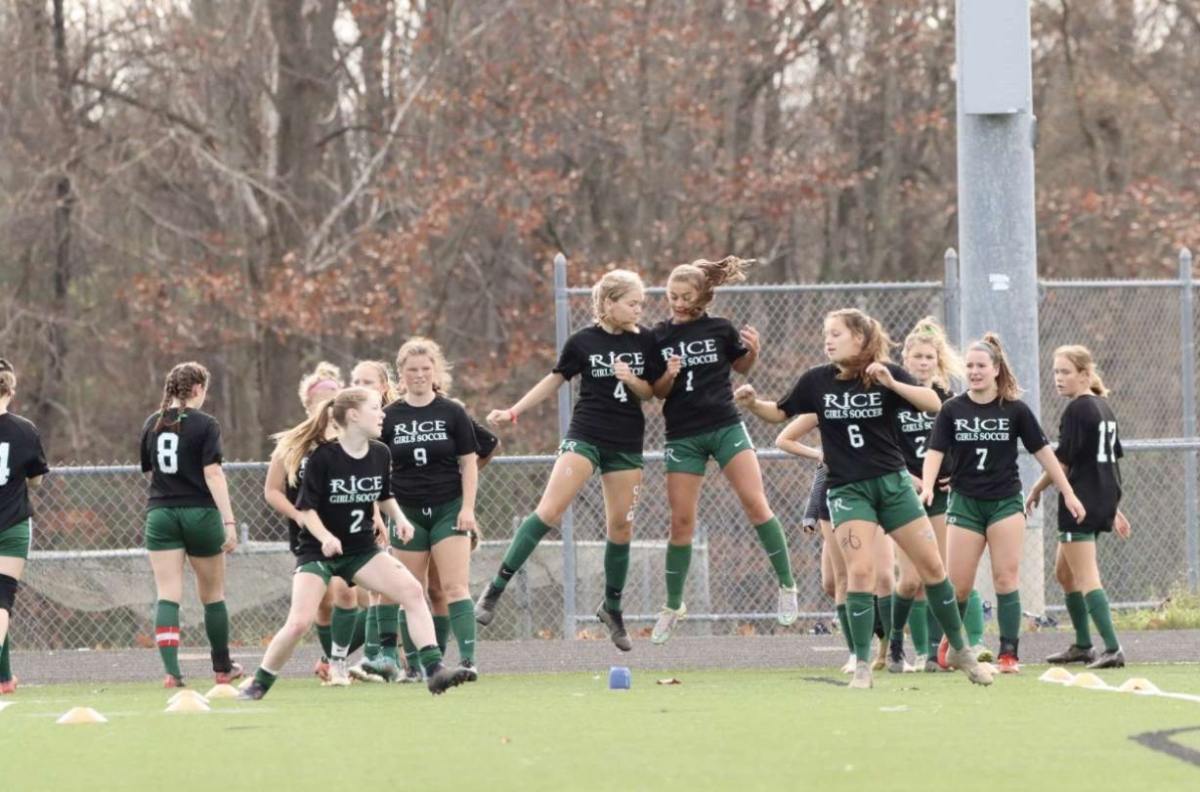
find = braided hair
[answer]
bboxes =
[153,362,210,432]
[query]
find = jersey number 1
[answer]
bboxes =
[157,434,179,474]
[1097,421,1118,462]
[0,442,10,486]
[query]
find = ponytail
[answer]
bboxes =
[668,256,755,316]
[154,362,210,432]
[828,308,895,387]
[970,333,1023,402]
[272,399,337,487]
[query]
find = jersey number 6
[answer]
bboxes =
[848,424,864,449]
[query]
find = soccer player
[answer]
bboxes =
[476,269,660,651]
[140,362,240,688]
[239,387,466,699]
[0,360,50,695]
[737,308,993,689]
[922,334,1085,675]
[648,257,799,644]
[1026,345,1129,669]
[263,362,345,684]
[358,337,483,683]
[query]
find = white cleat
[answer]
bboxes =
[326,659,352,687]
[651,603,687,645]
[841,653,857,675]
[947,645,994,686]
[777,585,800,626]
[850,659,873,689]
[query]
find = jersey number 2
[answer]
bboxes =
[1097,421,1118,462]
[157,434,179,474]
[349,509,365,533]
[0,442,10,486]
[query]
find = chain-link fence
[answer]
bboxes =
[13,251,1200,650]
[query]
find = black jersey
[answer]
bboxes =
[554,325,661,452]
[382,396,478,507]
[928,395,1048,500]
[295,440,392,564]
[1055,395,1123,531]
[140,410,223,510]
[0,412,50,533]
[895,384,954,477]
[285,454,312,556]
[654,314,749,441]
[471,417,500,459]
[777,363,920,488]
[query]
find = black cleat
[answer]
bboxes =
[886,639,908,674]
[1087,648,1125,669]
[475,583,504,627]
[426,663,467,695]
[457,659,479,683]
[596,604,633,652]
[236,681,268,701]
[1046,644,1097,665]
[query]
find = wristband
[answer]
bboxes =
[509,410,518,425]
[224,521,236,526]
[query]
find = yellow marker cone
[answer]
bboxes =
[1067,672,1107,689]
[205,684,240,700]
[168,689,209,706]
[1039,667,1075,684]
[1118,678,1160,694]
[56,707,108,725]
[165,696,211,714]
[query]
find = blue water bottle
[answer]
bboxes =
[608,666,632,690]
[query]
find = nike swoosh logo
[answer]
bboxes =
[852,609,871,617]
[943,598,955,605]
[665,570,680,575]
[464,640,475,645]
[734,440,745,447]
[768,549,783,556]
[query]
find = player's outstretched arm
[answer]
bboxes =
[487,373,565,427]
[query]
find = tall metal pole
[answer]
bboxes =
[956,0,1044,612]
[943,248,962,353]
[1180,248,1198,592]
[553,253,578,637]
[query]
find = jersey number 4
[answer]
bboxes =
[613,381,628,403]
[0,442,10,486]
[1097,421,1118,462]
[157,434,179,474]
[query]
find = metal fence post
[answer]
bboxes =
[554,252,578,637]
[1181,248,1199,593]
[943,248,961,352]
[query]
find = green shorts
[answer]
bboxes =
[0,519,31,560]
[145,507,225,557]
[1058,530,1098,543]
[664,423,754,475]
[558,438,643,475]
[391,497,468,552]
[925,488,950,518]
[297,548,382,586]
[826,470,925,534]
[946,492,1025,536]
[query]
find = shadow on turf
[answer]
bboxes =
[799,676,847,687]
[1130,727,1200,769]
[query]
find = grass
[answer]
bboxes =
[1113,588,1200,631]
[4,665,1200,792]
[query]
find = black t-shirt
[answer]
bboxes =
[1055,395,1123,531]
[471,417,499,459]
[382,396,479,507]
[895,384,954,477]
[554,325,661,452]
[777,363,920,488]
[654,314,749,441]
[295,440,392,564]
[285,453,313,557]
[928,395,1048,500]
[0,412,50,533]
[140,410,223,510]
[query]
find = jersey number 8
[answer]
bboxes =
[0,442,10,486]
[157,434,179,474]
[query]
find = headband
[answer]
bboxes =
[307,379,340,397]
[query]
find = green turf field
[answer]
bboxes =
[4,665,1200,791]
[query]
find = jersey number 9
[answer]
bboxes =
[414,448,428,466]
[157,434,179,474]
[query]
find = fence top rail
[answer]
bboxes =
[565,281,944,296]
[1041,278,1192,289]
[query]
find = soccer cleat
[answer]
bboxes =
[777,585,800,626]
[596,604,633,652]
[997,653,1020,674]
[457,659,479,683]
[924,656,945,673]
[327,659,352,687]
[972,645,994,664]
[651,603,687,645]
[1087,648,1125,670]
[359,656,401,683]
[162,674,185,689]
[474,583,504,627]
[871,637,887,671]
[215,662,244,686]
[236,681,268,701]
[886,639,909,674]
[399,665,424,684]
[1047,644,1097,665]
[313,658,331,682]
[348,660,384,683]
[841,653,857,675]
[947,645,994,686]
[936,636,951,670]
[849,660,873,689]
[426,663,466,695]
[0,676,17,695]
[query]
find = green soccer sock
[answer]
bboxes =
[493,513,553,590]
[316,624,333,662]
[754,517,795,588]
[417,644,444,677]
[890,595,914,644]
[0,636,11,681]
[926,600,945,656]
[876,594,893,644]
[365,605,381,661]
[253,667,278,691]
[449,599,476,664]
[1065,590,1092,648]
[836,604,854,654]
[203,601,232,672]
[331,606,358,661]
[965,589,985,645]
[154,600,182,678]
[433,614,451,655]
[377,604,400,663]
[997,590,1021,643]
[1085,589,1120,652]
[347,606,367,656]
[604,540,631,612]
[846,591,876,662]
[398,610,419,669]
[665,542,692,610]
[924,578,965,651]
[909,599,928,654]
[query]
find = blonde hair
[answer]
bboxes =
[969,333,1023,402]
[154,362,210,432]
[903,316,964,390]
[297,361,344,412]
[353,360,401,405]
[1054,344,1109,397]
[272,387,374,486]
[668,256,755,316]
[827,308,895,386]
[395,337,453,395]
[591,269,645,329]
[0,358,15,399]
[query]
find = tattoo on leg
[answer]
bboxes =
[840,527,862,552]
